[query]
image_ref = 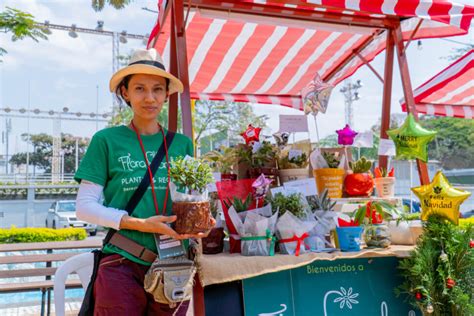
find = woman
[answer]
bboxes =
[75,48,211,315]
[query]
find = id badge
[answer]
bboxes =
[154,233,186,259]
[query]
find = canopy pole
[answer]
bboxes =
[174,0,193,139]
[378,29,394,171]
[168,2,178,132]
[393,23,430,185]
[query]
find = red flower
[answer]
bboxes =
[446,278,456,289]
[415,292,422,300]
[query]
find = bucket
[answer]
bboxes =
[336,226,363,252]
[279,168,309,184]
[374,177,395,198]
[313,168,345,198]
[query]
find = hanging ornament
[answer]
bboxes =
[426,303,434,314]
[386,113,437,162]
[241,124,261,146]
[470,240,474,248]
[412,171,471,225]
[439,251,448,262]
[301,73,333,115]
[446,278,456,289]
[415,292,422,300]
[272,132,289,148]
[336,124,358,146]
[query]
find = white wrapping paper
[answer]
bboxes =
[276,211,316,255]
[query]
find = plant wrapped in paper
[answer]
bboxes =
[227,204,278,256]
[277,142,311,184]
[310,149,346,198]
[202,146,238,181]
[344,157,374,197]
[352,201,402,248]
[169,156,214,234]
[276,211,316,256]
[306,189,338,251]
[374,166,396,198]
[267,192,309,219]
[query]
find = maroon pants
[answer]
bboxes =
[93,254,189,316]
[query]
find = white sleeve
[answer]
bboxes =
[76,181,128,230]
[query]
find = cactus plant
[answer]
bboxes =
[349,157,372,173]
[307,189,336,212]
[322,152,340,168]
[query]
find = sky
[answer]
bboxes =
[1,0,473,155]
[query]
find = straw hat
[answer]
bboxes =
[109,48,183,95]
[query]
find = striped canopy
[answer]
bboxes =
[401,49,473,119]
[150,0,474,110]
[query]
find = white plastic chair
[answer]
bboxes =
[54,252,94,316]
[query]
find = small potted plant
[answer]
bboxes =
[201,192,226,254]
[335,215,364,252]
[277,151,309,184]
[267,192,307,219]
[223,193,253,213]
[313,152,345,198]
[374,167,395,198]
[248,141,279,185]
[387,212,422,245]
[169,157,215,234]
[344,157,374,197]
[203,146,238,181]
[352,201,401,248]
[307,189,338,249]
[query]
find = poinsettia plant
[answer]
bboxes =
[374,167,394,178]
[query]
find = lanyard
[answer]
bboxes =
[130,121,170,216]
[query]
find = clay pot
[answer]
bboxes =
[374,177,396,198]
[173,201,211,234]
[202,227,225,254]
[344,173,374,197]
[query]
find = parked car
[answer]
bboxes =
[46,200,97,236]
[460,210,474,218]
[402,198,421,213]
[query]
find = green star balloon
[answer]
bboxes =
[387,113,437,162]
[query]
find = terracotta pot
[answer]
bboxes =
[202,227,225,254]
[278,168,309,184]
[313,168,345,198]
[172,201,211,234]
[344,173,374,197]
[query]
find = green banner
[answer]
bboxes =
[243,257,419,316]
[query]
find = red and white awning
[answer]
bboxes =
[149,1,474,110]
[401,50,473,119]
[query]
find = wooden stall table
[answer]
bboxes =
[194,245,420,316]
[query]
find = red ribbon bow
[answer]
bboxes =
[279,232,309,256]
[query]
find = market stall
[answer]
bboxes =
[400,49,473,119]
[145,1,474,315]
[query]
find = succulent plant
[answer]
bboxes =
[267,192,306,218]
[223,193,253,213]
[306,189,336,212]
[322,152,340,168]
[349,156,372,173]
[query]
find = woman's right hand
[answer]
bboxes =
[119,215,190,239]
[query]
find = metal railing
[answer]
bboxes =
[0,173,76,184]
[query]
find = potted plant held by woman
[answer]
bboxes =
[169,157,215,234]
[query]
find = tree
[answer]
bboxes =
[420,116,474,169]
[91,0,132,11]
[9,133,89,174]
[0,7,48,60]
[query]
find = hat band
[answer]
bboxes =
[129,60,166,70]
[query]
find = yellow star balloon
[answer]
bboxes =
[387,113,437,162]
[412,171,471,224]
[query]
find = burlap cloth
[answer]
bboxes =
[196,245,414,287]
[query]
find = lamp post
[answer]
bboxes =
[339,79,363,128]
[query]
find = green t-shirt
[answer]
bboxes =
[74,125,193,265]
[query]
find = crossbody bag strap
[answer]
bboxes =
[103,131,175,246]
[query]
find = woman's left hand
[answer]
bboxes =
[188,218,217,239]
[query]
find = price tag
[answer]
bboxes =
[155,233,186,259]
[288,149,303,160]
[283,178,317,197]
[378,139,396,156]
[279,115,309,133]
